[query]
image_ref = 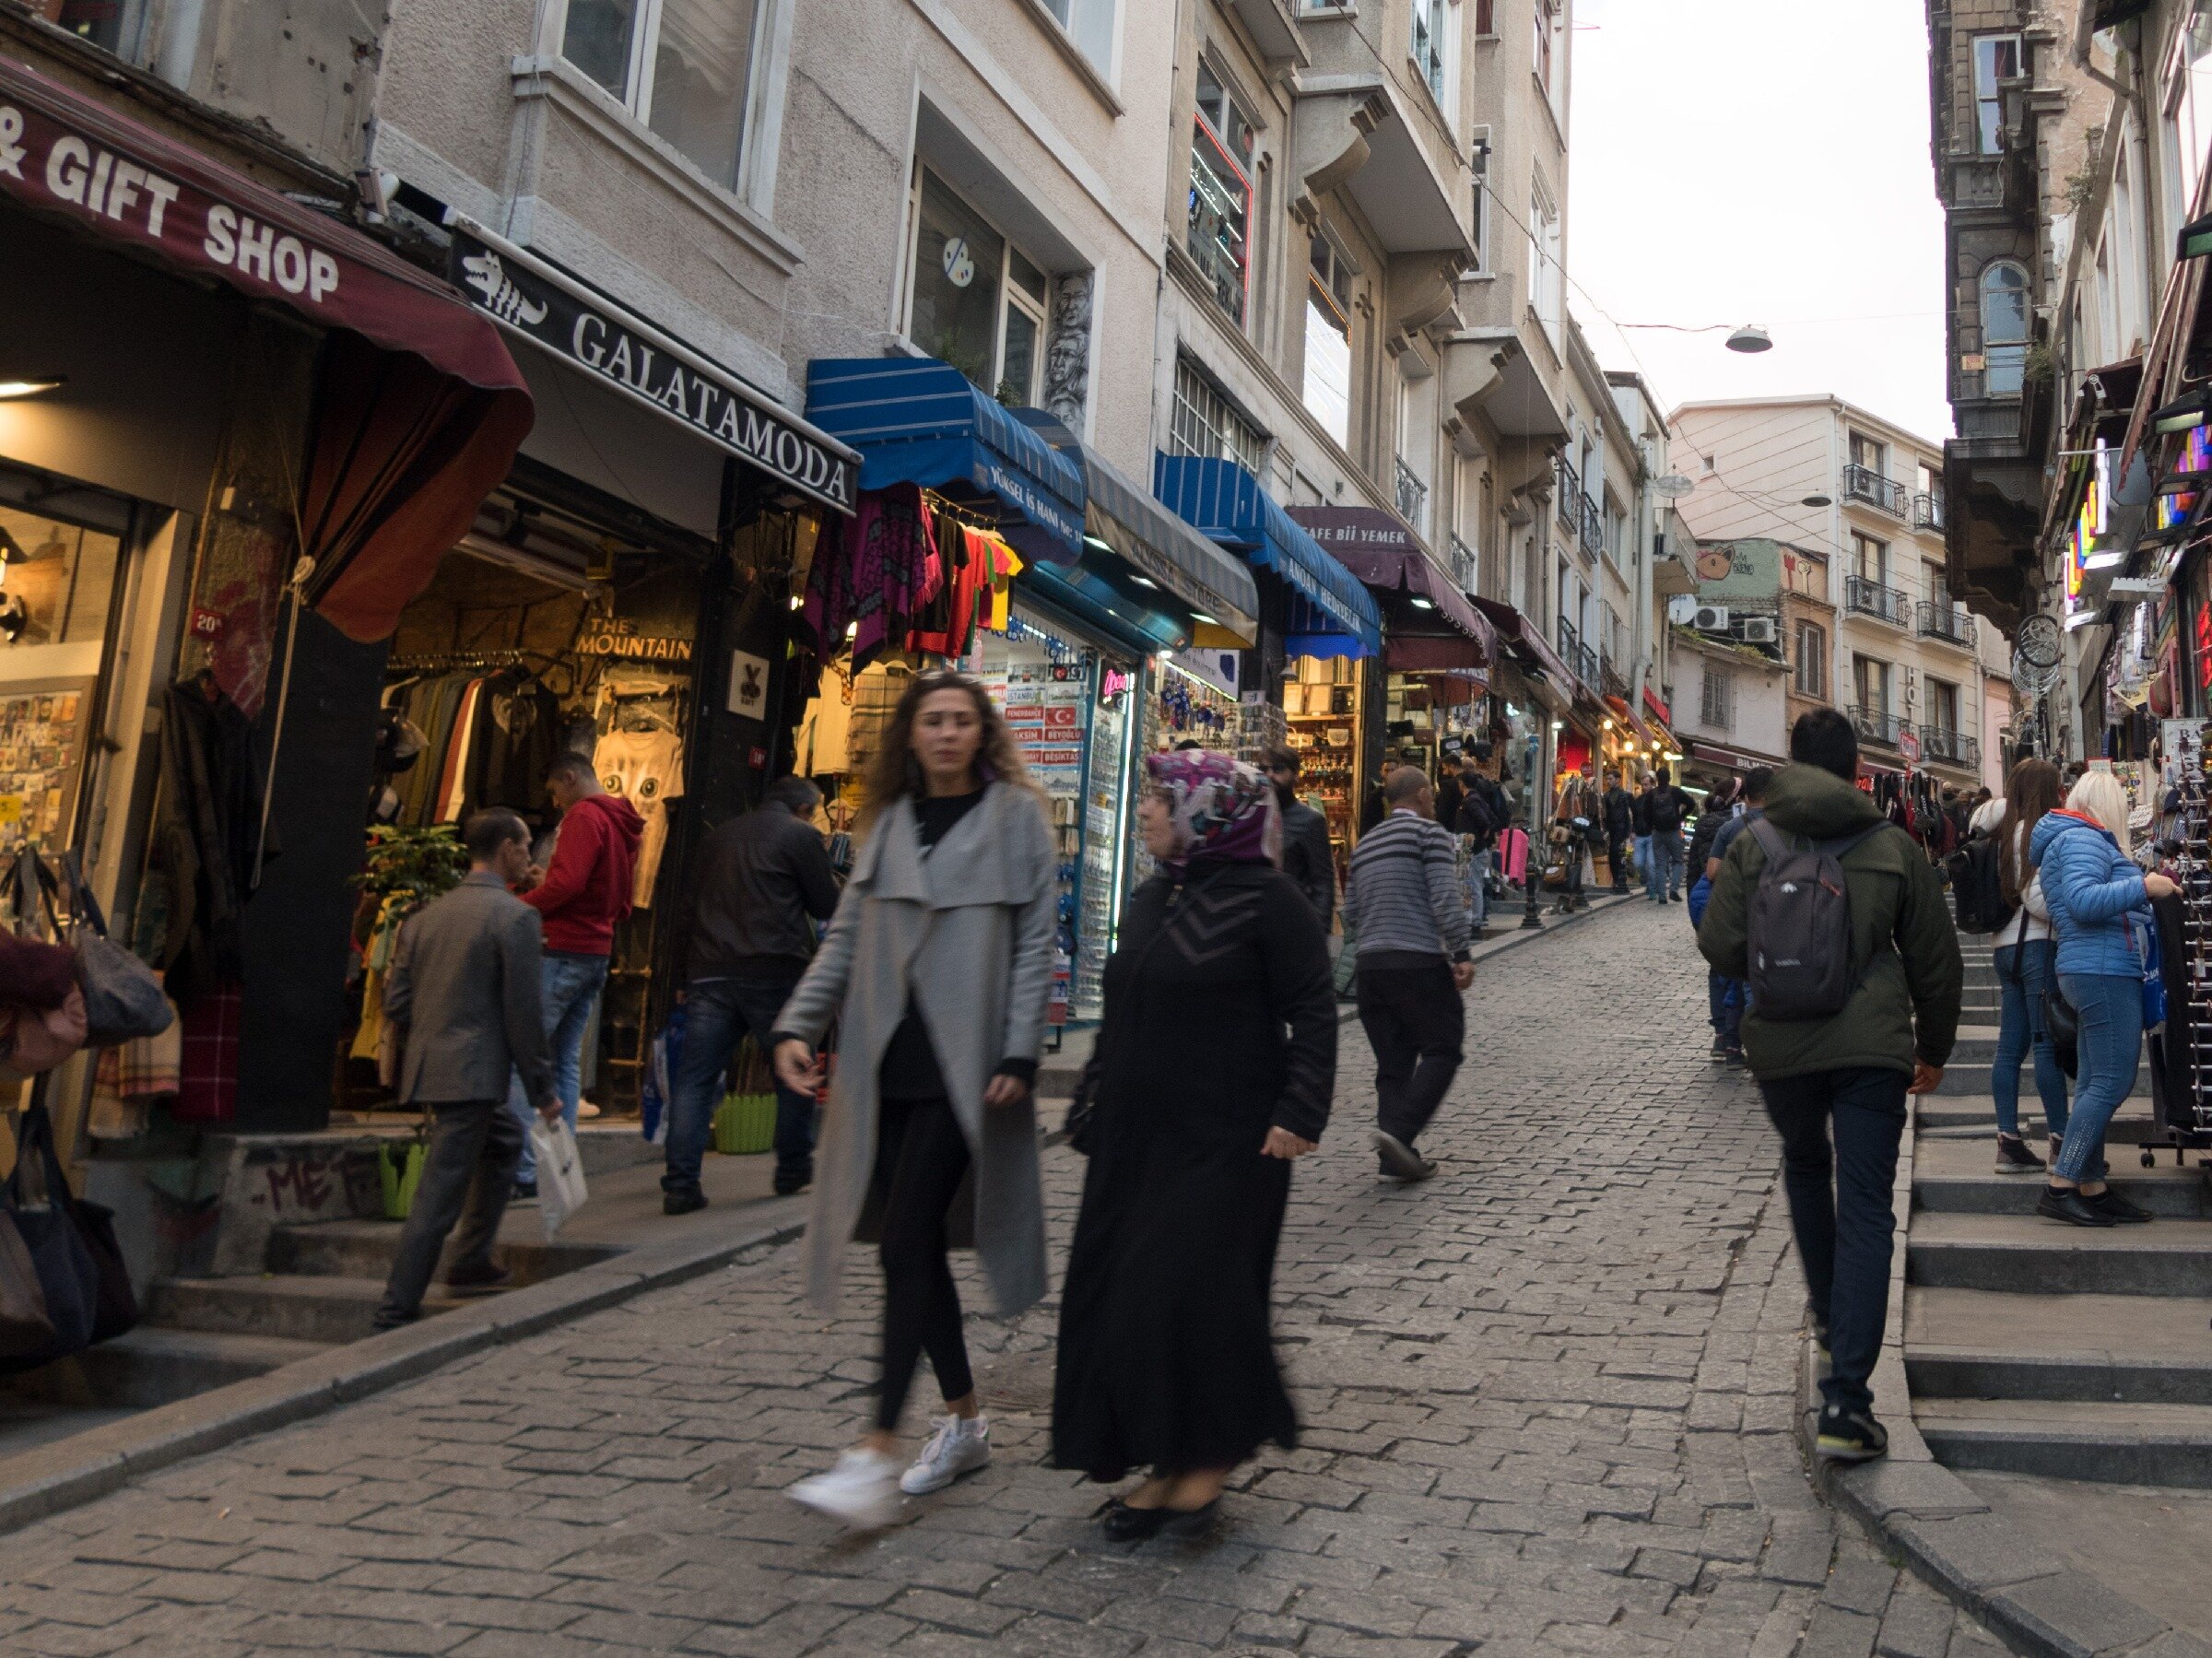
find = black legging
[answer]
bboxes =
[875,1095,974,1431]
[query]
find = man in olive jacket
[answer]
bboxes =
[1697,708,1961,1463]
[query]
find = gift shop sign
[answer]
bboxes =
[447,221,857,514]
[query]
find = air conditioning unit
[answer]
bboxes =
[1692,604,1731,632]
[1738,617,1778,646]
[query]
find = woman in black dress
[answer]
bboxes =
[1053,750,1337,1540]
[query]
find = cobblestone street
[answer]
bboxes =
[0,903,1996,1656]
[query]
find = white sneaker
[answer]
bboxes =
[786,1447,903,1529]
[576,1099,602,1121]
[900,1414,991,1495]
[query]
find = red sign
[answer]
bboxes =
[1898,730,1923,767]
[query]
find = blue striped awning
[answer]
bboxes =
[803,359,1084,562]
[1151,454,1382,657]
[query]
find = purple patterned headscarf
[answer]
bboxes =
[1145,750,1281,873]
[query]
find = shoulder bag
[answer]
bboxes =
[58,853,172,1048]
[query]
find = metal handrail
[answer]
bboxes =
[1394,455,1428,534]
[1913,491,1946,533]
[1447,533,1478,594]
[1919,725,1981,770]
[1844,574,1911,626]
[1848,705,1908,747]
[1914,600,1976,648]
[1843,464,1910,517]
[1579,493,1604,559]
[1556,457,1580,524]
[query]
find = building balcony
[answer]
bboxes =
[1850,706,1910,748]
[1843,574,1912,627]
[1843,464,1910,518]
[1557,616,1583,681]
[1394,456,1429,536]
[1913,490,1946,533]
[1915,601,1976,650]
[1446,532,1477,595]
[1579,642,1601,687]
[1920,725,1981,771]
[1555,457,1580,526]
[1579,494,1604,560]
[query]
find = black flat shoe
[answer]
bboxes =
[2086,1187,2154,1224]
[1100,1497,1170,1542]
[2037,1187,2116,1227]
[1159,1499,1219,1540]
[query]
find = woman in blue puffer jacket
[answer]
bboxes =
[2030,770,2177,1227]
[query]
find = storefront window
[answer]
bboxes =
[0,501,124,857]
[1284,654,1362,884]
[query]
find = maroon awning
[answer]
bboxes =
[1687,740,1785,772]
[1472,595,1572,686]
[0,56,532,642]
[1285,506,1496,667]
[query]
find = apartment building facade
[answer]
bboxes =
[1671,397,2003,791]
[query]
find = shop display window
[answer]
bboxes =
[1285,654,1363,882]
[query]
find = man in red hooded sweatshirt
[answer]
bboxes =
[508,752,643,1196]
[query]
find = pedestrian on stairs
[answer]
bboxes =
[373,809,558,1330]
[1697,709,1962,1464]
[2031,770,2176,1228]
[1985,761,2069,1175]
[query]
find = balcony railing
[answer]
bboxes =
[1849,706,1910,748]
[1919,725,1981,770]
[1914,601,1976,649]
[1913,491,1946,533]
[1557,615,1580,667]
[1578,643,1601,687]
[1394,456,1429,535]
[1579,493,1605,560]
[1844,573,1912,627]
[1556,457,1580,525]
[1447,533,1478,594]
[1601,651,1627,696]
[1843,464,1910,517]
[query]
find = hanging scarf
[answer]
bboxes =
[1146,750,1280,873]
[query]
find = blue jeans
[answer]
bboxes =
[2054,971,2141,1183]
[1646,829,1683,900]
[1992,941,2068,1143]
[1709,974,1743,1050]
[665,973,817,1194]
[1467,847,1491,930]
[1760,1066,1908,1416]
[507,951,609,1183]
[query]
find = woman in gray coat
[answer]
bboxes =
[774,670,1057,1530]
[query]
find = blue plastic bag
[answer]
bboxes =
[2136,912,2168,1031]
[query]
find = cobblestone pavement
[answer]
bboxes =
[0,902,2002,1655]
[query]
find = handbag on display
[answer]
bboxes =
[59,853,173,1048]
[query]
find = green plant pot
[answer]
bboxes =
[379,1139,425,1219]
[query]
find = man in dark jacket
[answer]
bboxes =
[1453,746,1511,934]
[1698,709,1962,1464]
[1601,768,1636,895]
[662,776,842,1211]
[1265,748,1336,928]
[375,810,557,1328]
[1642,766,1695,902]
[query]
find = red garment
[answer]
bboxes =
[908,527,993,656]
[0,933,76,1010]
[173,981,242,1123]
[523,793,643,955]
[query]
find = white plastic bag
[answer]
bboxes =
[527,1115,589,1241]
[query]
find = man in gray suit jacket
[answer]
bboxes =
[374,809,559,1329]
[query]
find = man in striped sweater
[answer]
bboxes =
[1343,767,1477,1182]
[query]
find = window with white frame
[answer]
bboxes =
[561,0,767,190]
[1794,620,1827,699]
[1411,0,1453,107]
[1170,355,1267,474]
[1528,179,1562,339]
[905,169,1051,404]
[1928,677,1960,737]
[1535,0,1561,101]
[1035,0,1119,76]
[1971,34,2021,155]
[1395,376,1435,536]
[1700,664,1733,731]
[1849,430,1887,476]
[1852,531,1888,585]
[1189,61,1257,327]
[1304,234,1355,448]
[1853,654,1892,720]
[2164,5,2212,237]
[1469,128,1492,273]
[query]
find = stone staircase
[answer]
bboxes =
[1904,934,2212,1491]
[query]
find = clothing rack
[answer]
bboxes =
[2160,724,2212,1147]
[385,649,552,674]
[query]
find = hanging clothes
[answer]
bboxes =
[804,485,941,665]
[594,725,687,907]
[157,678,268,1014]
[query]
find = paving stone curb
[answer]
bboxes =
[0,1194,809,1538]
[1798,1095,2212,1658]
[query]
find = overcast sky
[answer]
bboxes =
[1568,0,1953,443]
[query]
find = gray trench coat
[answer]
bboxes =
[776,782,1057,1315]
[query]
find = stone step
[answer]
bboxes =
[1914,1396,2212,1487]
[1928,1063,1996,1097]
[0,1325,328,1410]
[1912,1138,2210,1217]
[266,1218,615,1284]
[146,1274,490,1344]
[1905,1286,2212,1405]
[1909,1211,2212,1296]
[1916,1095,2156,1139]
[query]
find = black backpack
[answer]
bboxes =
[1946,833,2014,935]
[1745,820,1885,1020]
[1649,788,1686,834]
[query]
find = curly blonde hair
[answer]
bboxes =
[857,669,1040,833]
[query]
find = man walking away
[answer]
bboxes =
[1454,746,1511,935]
[1265,747,1335,928]
[663,776,841,1214]
[511,753,643,1196]
[1344,767,1475,1183]
[1602,768,1636,895]
[1700,768,1771,1067]
[1645,765,1694,903]
[376,810,559,1329]
[1697,710,1961,1463]
[1630,771,1654,891]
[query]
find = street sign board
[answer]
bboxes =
[1898,730,1923,767]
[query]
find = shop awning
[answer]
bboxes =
[1471,596,1572,686]
[1284,507,1496,668]
[0,55,535,642]
[1006,414,1258,641]
[1687,740,1785,773]
[804,359,1084,563]
[1151,455,1382,657]
[1604,694,1653,746]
